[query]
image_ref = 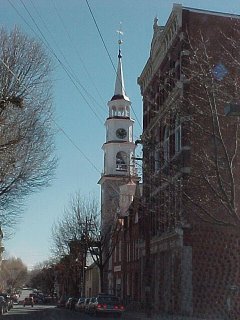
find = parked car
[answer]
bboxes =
[86,297,95,314]
[88,294,124,317]
[82,297,91,313]
[75,297,85,311]
[43,295,53,304]
[0,293,13,310]
[57,296,67,308]
[11,294,19,304]
[65,297,71,309]
[0,296,8,314]
[29,293,39,304]
[23,297,34,307]
[65,297,78,310]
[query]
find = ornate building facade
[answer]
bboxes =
[138,4,240,319]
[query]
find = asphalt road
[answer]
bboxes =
[3,304,125,320]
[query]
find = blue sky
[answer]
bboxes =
[3,0,240,269]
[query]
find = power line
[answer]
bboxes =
[52,0,106,113]
[6,0,140,199]
[14,0,104,125]
[85,0,142,130]
[29,0,106,118]
[54,121,101,174]
[85,0,116,74]
[0,56,101,176]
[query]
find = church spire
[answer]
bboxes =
[111,30,130,101]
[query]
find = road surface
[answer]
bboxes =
[4,304,125,319]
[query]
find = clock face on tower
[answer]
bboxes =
[116,128,127,139]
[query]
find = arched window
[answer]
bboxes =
[163,126,170,164]
[175,116,181,153]
[118,107,125,117]
[126,106,130,117]
[110,106,116,117]
[116,151,127,171]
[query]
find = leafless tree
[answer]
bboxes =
[51,192,99,258]
[179,28,240,228]
[0,256,27,292]
[86,216,122,293]
[51,191,122,294]
[51,192,100,296]
[0,27,56,237]
[27,260,55,296]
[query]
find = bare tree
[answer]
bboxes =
[178,28,240,228]
[51,192,100,296]
[0,27,56,237]
[0,257,27,293]
[27,261,55,297]
[51,191,122,294]
[51,192,99,258]
[87,217,122,293]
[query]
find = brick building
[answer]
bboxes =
[137,4,240,319]
[115,181,142,306]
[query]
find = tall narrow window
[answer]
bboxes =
[116,151,127,171]
[154,129,161,172]
[175,116,181,153]
[111,106,116,117]
[163,126,170,164]
[126,106,130,117]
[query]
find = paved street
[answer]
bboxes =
[3,304,127,320]
[2,304,225,320]
[3,305,217,320]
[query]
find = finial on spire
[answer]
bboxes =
[112,23,129,102]
[117,22,123,59]
[153,16,159,31]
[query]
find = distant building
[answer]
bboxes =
[138,4,240,319]
[85,262,100,297]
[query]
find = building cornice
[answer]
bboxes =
[138,4,183,94]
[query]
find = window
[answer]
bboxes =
[163,126,170,163]
[154,128,161,171]
[126,106,130,117]
[175,116,181,153]
[116,151,127,171]
[110,106,116,117]
[119,240,121,262]
[155,147,161,171]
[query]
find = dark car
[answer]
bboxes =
[0,296,8,314]
[65,297,78,310]
[23,297,34,307]
[57,296,67,308]
[88,294,124,317]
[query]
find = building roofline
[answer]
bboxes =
[182,5,240,19]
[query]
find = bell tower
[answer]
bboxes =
[98,39,139,231]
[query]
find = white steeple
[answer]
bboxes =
[108,40,131,119]
[112,47,130,101]
[98,32,139,235]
